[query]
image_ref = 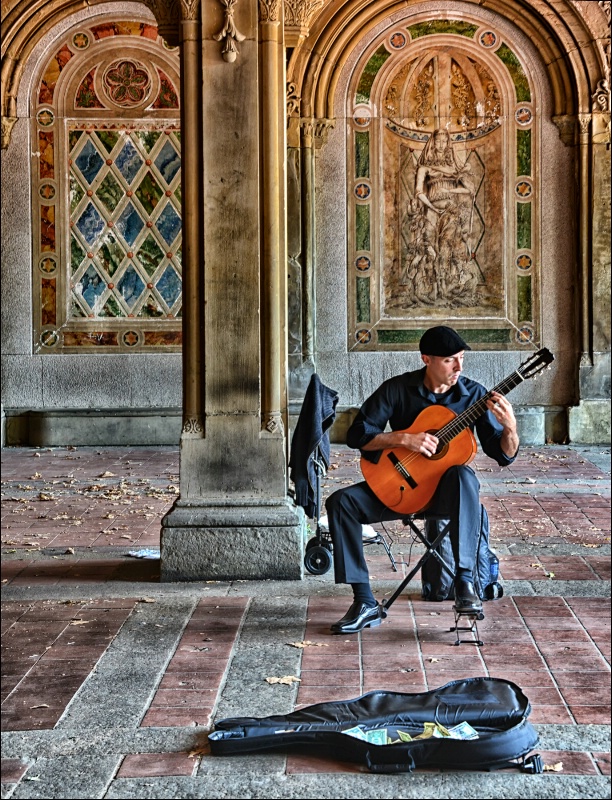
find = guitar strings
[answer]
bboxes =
[395,369,526,470]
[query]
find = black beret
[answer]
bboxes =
[419,326,471,356]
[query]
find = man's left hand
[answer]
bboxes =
[487,392,516,430]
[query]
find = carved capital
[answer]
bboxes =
[578,113,592,136]
[213,0,246,63]
[1,116,18,150]
[259,0,282,23]
[179,0,200,20]
[300,117,334,148]
[284,0,325,44]
[598,1,611,25]
[141,0,181,46]
[182,416,204,436]
[552,114,576,146]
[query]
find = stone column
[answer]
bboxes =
[161,0,305,580]
[569,107,612,443]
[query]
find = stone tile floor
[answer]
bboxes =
[1,444,610,798]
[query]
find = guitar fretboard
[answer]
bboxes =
[437,370,525,446]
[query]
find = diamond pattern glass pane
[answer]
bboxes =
[138,293,165,317]
[156,203,181,245]
[98,295,124,317]
[115,139,143,184]
[155,140,180,184]
[70,175,84,213]
[66,126,182,326]
[77,264,106,309]
[156,265,181,306]
[75,139,104,184]
[96,130,120,154]
[136,171,163,214]
[135,130,161,152]
[76,202,105,245]
[115,202,144,246]
[70,235,86,273]
[97,233,125,277]
[96,173,124,213]
[117,265,145,308]
[69,130,84,152]
[136,234,164,276]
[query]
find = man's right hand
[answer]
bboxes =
[395,431,439,457]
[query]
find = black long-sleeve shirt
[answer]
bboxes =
[347,367,518,467]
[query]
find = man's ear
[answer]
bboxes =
[421,354,430,367]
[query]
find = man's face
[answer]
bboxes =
[421,351,464,385]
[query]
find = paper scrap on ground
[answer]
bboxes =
[127,549,160,559]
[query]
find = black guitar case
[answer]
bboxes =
[208,677,542,774]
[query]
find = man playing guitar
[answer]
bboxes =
[326,325,519,635]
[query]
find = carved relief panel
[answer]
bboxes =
[31,20,182,353]
[348,21,539,350]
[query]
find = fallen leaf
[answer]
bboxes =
[30,704,50,709]
[139,597,156,603]
[65,547,75,555]
[287,640,329,648]
[544,762,563,772]
[70,619,89,625]
[188,747,209,758]
[98,471,116,477]
[38,493,55,501]
[427,657,440,663]
[265,675,301,685]
[30,473,42,479]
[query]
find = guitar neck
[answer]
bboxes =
[437,370,525,446]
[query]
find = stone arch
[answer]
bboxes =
[343,18,545,350]
[289,0,608,121]
[285,0,610,444]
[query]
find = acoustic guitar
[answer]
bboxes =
[360,347,555,515]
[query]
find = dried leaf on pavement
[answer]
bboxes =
[287,640,329,648]
[265,675,301,685]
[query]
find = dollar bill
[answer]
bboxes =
[447,721,479,740]
[415,721,451,739]
[342,725,366,740]
[364,728,388,745]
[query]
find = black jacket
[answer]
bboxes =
[289,374,339,518]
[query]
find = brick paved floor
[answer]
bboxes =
[1,444,610,797]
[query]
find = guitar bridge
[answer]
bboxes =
[388,452,417,489]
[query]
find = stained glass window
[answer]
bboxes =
[32,20,182,352]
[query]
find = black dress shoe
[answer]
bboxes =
[453,579,483,614]
[330,601,383,635]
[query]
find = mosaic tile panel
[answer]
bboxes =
[348,20,540,350]
[32,22,181,352]
[69,127,182,319]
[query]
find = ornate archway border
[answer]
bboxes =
[288,0,609,120]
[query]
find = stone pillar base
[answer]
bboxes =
[160,500,306,581]
[568,399,611,444]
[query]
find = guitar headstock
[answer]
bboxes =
[518,348,555,380]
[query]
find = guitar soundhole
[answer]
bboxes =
[431,441,448,459]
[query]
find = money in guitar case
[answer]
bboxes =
[209,677,543,774]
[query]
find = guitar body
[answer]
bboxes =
[360,405,478,515]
